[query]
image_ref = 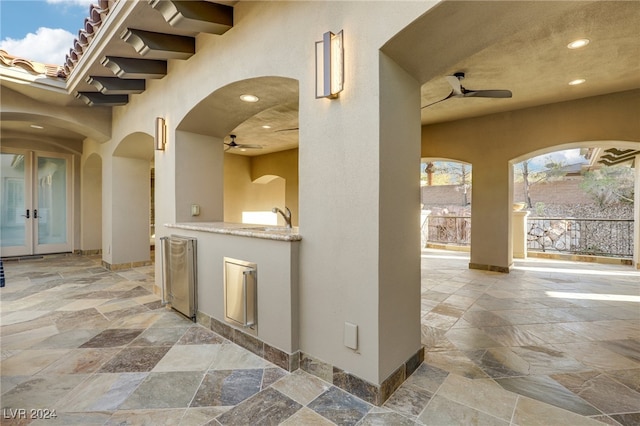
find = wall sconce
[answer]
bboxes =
[315,30,344,99]
[155,117,166,150]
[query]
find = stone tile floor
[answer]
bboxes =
[0,249,638,425]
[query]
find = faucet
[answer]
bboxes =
[272,206,292,228]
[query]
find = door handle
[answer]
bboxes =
[34,209,38,219]
[21,209,30,219]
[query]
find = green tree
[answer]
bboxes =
[580,164,634,207]
[514,157,566,208]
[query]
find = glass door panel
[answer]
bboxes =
[37,156,67,245]
[34,153,72,254]
[0,151,32,256]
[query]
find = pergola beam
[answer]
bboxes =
[121,28,195,60]
[101,56,167,79]
[149,0,233,34]
[75,91,129,106]
[87,76,146,94]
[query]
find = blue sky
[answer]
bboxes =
[0,0,91,64]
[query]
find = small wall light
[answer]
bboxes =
[316,30,344,99]
[567,38,589,49]
[155,117,166,151]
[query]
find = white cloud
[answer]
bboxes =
[0,27,74,65]
[45,0,93,6]
[523,149,587,172]
[561,148,586,163]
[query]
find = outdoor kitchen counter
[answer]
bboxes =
[162,221,300,356]
[165,222,301,242]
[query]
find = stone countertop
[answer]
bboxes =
[165,222,302,242]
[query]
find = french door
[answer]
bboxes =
[0,148,73,257]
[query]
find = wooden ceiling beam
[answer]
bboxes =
[87,76,146,94]
[150,0,233,34]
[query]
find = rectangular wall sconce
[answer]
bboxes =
[315,30,344,99]
[155,117,166,150]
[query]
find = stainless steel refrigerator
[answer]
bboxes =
[161,235,197,321]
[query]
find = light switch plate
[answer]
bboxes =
[344,322,358,350]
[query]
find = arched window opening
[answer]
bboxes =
[421,159,472,248]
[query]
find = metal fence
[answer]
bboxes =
[527,217,634,258]
[425,215,471,246]
[423,215,634,258]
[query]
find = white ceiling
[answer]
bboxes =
[217,0,640,155]
[409,1,640,126]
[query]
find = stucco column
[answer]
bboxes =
[635,153,640,269]
[298,51,421,396]
[104,154,152,269]
[512,210,530,259]
[80,140,102,254]
[421,210,431,247]
[469,160,514,272]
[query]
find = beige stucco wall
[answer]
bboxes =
[223,153,286,224]
[422,89,640,270]
[9,0,636,391]
[251,149,299,226]
[87,0,431,384]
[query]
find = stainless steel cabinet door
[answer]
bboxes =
[224,258,257,332]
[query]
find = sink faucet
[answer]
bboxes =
[272,206,292,228]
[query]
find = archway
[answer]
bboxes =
[224,168,285,225]
[421,159,473,250]
[383,1,640,410]
[104,132,154,269]
[163,76,299,229]
[511,141,639,266]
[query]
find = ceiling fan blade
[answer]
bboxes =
[237,144,263,149]
[445,75,463,96]
[463,89,512,98]
[275,127,299,132]
[421,90,454,109]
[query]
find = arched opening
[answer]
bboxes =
[511,141,639,264]
[381,1,640,413]
[171,76,299,227]
[106,132,154,268]
[224,168,285,225]
[421,159,473,250]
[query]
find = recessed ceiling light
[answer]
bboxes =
[261,125,272,129]
[239,94,259,103]
[568,78,586,86]
[30,124,44,129]
[567,39,590,49]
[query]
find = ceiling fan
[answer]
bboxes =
[422,72,512,109]
[224,134,263,152]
